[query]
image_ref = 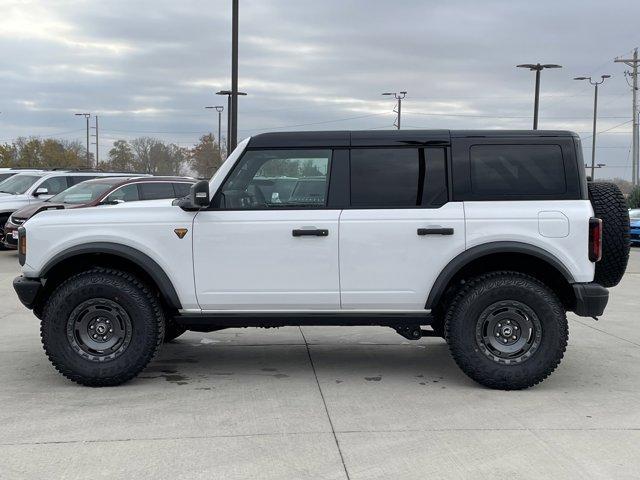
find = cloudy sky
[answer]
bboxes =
[1,0,638,179]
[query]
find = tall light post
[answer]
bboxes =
[230,0,239,152]
[216,90,246,154]
[516,63,562,129]
[575,75,611,180]
[205,105,225,157]
[74,113,91,168]
[382,91,407,129]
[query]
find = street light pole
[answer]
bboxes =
[516,63,562,129]
[205,105,225,157]
[575,75,611,180]
[74,113,91,168]
[217,90,246,155]
[230,0,239,152]
[382,91,407,130]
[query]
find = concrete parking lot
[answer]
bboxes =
[0,250,639,480]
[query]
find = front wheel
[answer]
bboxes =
[40,268,164,386]
[445,272,568,390]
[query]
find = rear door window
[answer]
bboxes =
[349,148,447,208]
[139,182,176,200]
[350,148,420,207]
[470,145,566,196]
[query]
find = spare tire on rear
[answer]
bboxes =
[588,182,630,287]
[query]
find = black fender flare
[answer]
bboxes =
[425,241,575,309]
[40,242,182,310]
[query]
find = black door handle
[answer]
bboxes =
[417,227,454,236]
[292,229,329,237]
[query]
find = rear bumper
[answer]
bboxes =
[13,276,42,310]
[572,282,609,317]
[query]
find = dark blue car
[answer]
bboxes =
[631,209,640,246]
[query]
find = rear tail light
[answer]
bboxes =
[589,218,602,262]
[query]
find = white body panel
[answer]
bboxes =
[339,203,466,310]
[464,200,594,283]
[21,200,200,310]
[193,209,341,310]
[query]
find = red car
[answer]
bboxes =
[2,176,195,249]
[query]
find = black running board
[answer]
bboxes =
[174,311,433,332]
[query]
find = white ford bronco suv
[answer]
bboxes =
[13,130,630,389]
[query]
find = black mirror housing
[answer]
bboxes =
[192,180,210,207]
[174,180,210,210]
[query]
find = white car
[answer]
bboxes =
[12,130,630,389]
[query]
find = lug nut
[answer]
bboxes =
[512,336,517,340]
[90,325,94,330]
[93,334,97,339]
[102,336,107,340]
[496,333,500,337]
[109,329,113,333]
[498,324,501,327]
[503,339,507,343]
[106,320,110,324]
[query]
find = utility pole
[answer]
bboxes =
[574,75,611,180]
[516,63,562,129]
[615,48,639,186]
[382,91,407,129]
[230,0,239,152]
[91,115,99,168]
[74,113,91,168]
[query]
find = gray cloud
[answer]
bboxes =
[0,0,638,178]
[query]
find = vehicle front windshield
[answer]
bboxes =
[0,174,42,194]
[48,182,114,205]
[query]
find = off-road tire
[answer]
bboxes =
[164,318,187,342]
[588,182,630,287]
[40,268,164,387]
[445,272,568,390]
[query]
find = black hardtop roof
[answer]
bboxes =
[247,130,578,148]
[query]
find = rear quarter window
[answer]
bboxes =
[470,144,566,196]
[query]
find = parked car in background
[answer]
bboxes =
[0,168,44,184]
[630,209,640,246]
[0,170,138,249]
[2,176,195,249]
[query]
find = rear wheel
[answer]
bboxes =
[40,268,164,386]
[445,272,568,390]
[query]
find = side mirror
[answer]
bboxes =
[192,180,210,207]
[34,187,49,197]
[173,180,210,211]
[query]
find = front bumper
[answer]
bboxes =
[2,220,19,249]
[572,282,609,317]
[13,276,42,310]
